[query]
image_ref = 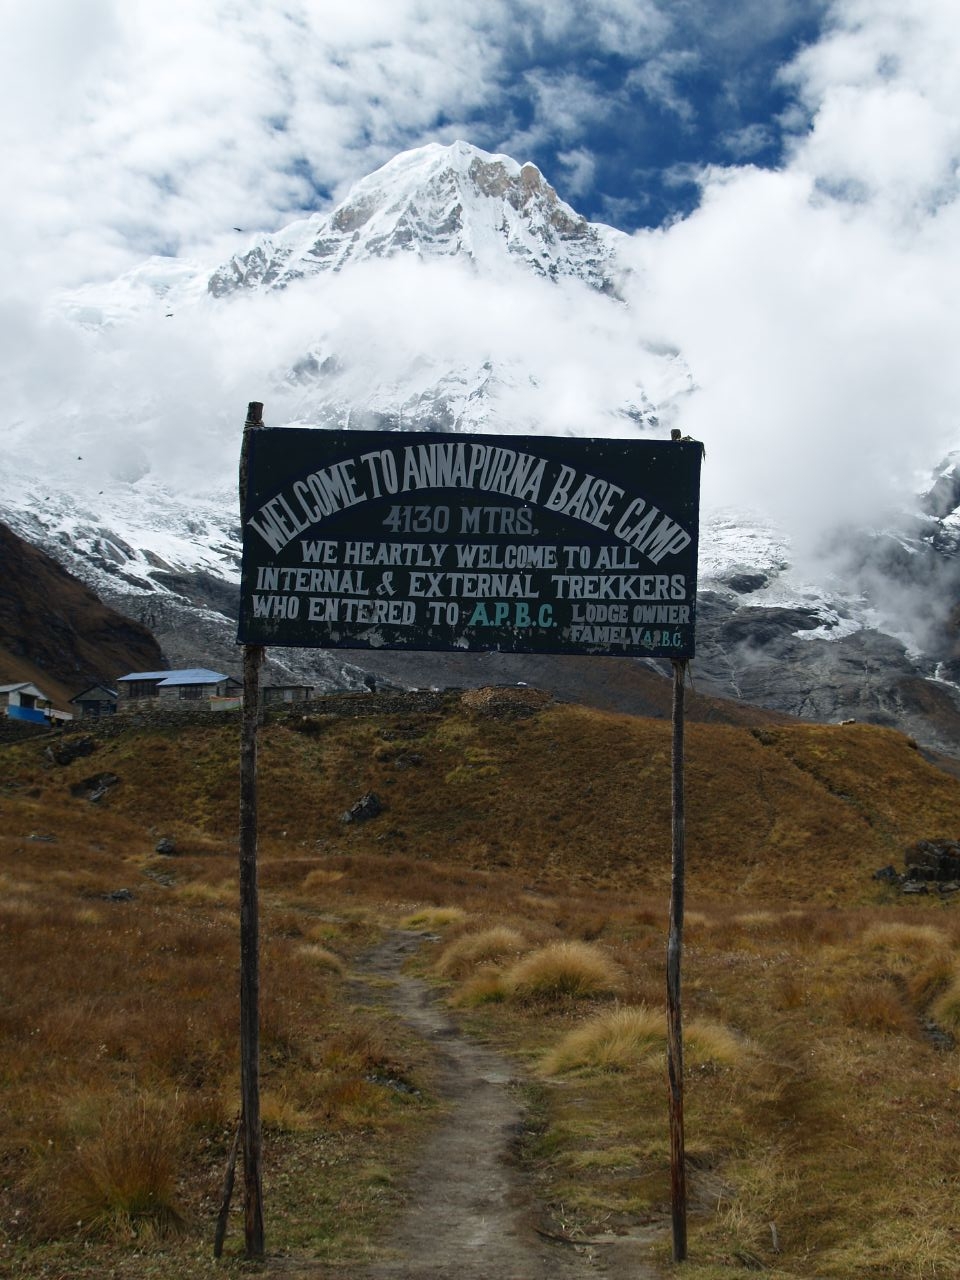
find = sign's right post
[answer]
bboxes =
[667,655,688,1262]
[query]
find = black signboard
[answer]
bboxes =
[238,429,701,658]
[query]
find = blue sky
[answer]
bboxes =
[480,1,828,230]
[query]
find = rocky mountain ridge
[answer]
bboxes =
[208,141,624,298]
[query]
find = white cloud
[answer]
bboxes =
[512,70,617,151]
[720,123,775,159]
[783,1,960,205]
[5,0,829,302]
[626,50,701,122]
[556,148,598,197]
[4,249,687,502]
[795,84,959,212]
[2,2,497,286]
[628,0,960,560]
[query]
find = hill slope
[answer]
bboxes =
[0,521,164,707]
[7,692,955,900]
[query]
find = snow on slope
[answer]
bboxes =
[0,477,240,595]
[207,141,625,297]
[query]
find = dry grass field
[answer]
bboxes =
[2,693,960,1277]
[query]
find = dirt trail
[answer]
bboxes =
[335,930,662,1280]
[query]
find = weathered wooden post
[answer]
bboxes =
[667,656,688,1262]
[238,400,265,1258]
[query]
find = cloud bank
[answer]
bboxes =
[628,0,960,549]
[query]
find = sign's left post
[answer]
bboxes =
[238,401,265,1258]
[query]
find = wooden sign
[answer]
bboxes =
[238,429,701,658]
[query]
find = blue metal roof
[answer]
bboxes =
[118,668,229,686]
[157,669,230,687]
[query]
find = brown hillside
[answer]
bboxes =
[0,522,164,707]
[6,696,956,902]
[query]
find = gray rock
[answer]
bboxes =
[341,792,383,824]
[70,771,119,802]
[904,840,960,880]
[873,865,900,883]
[45,737,96,766]
[721,572,769,594]
[693,598,960,756]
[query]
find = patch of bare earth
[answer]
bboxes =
[318,931,662,1280]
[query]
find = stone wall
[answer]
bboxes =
[113,701,243,730]
[0,690,462,748]
[0,718,55,745]
[92,689,455,732]
[275,690,455,720]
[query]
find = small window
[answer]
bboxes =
[179,684,204,700]
[126,681,158,699]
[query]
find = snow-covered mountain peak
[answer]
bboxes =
[208,141,623,297]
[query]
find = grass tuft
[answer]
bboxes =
[297,943,345,975]
[434,926,526,978]
[262,1090,315,1133]
[450,971,510,1007]
[685,1019,749,1067]
[542,1005,663,1074]
[39,1097,185,1241]
[860,921,949,957]
[541,1005,747,1076]
[173,879,235,908]
[302,868,346,890]
[502,941,623,1003]
[930,973,960,1033]
[838,982,918,1036]
[907,951,957,1006]
[401,907,467,930]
